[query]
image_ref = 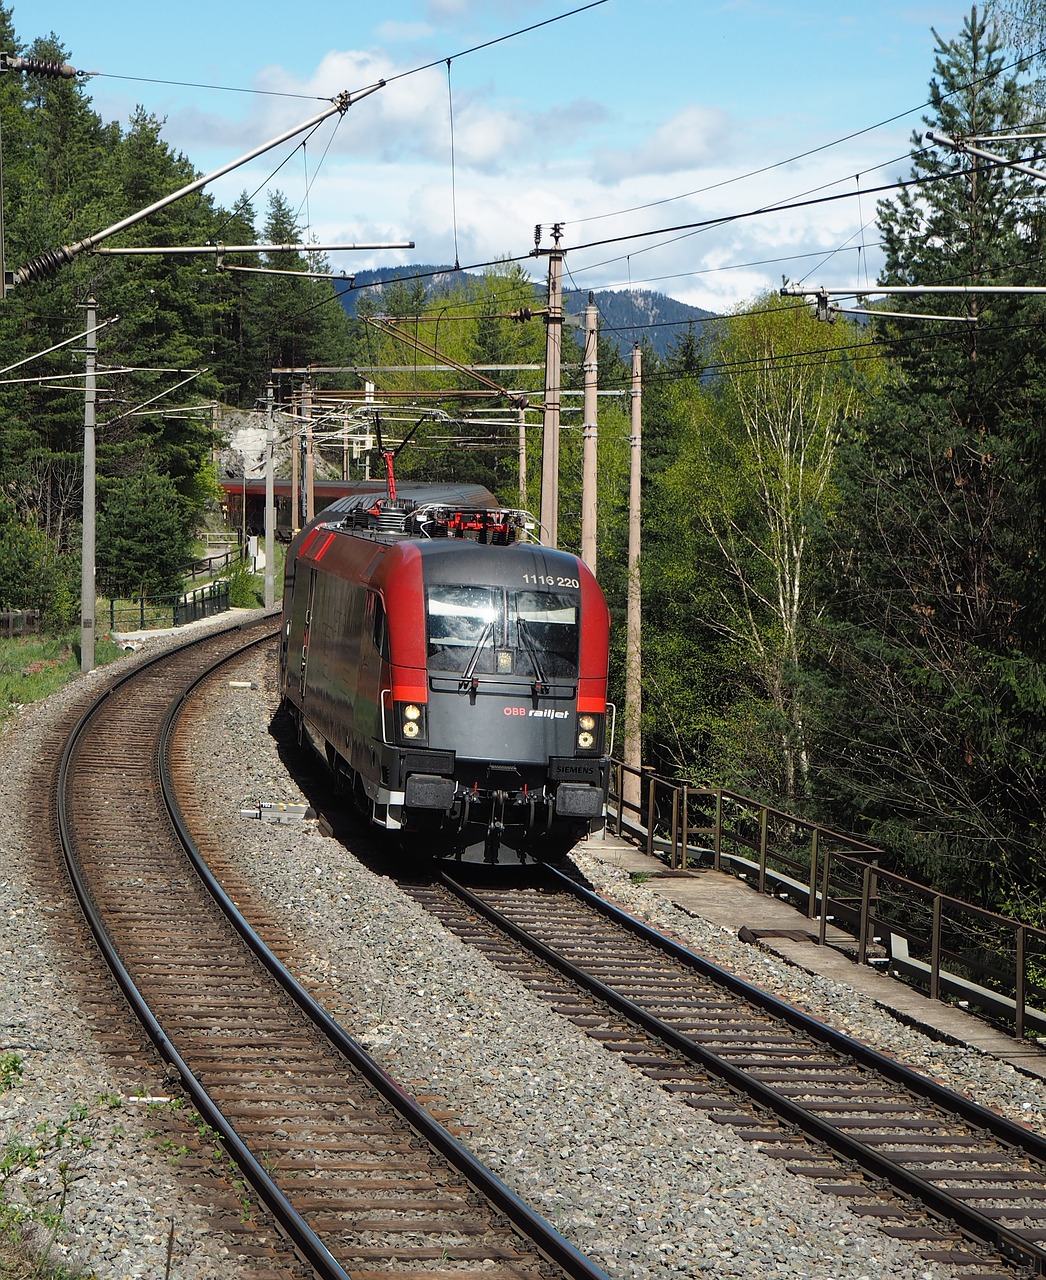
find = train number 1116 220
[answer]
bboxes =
[522,573,580,588]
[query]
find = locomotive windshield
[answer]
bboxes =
[426,585,579,678]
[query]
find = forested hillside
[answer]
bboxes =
[2,4,1045,922]
[338,265,713,358]
[0,9,358,609]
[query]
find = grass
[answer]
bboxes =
[0,631,124,724]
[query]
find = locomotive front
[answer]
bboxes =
[379,535,611,862]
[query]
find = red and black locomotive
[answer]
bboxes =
[279,482,611,863]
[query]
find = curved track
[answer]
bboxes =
[401,868,1046,1279]
[56,619,608,1280]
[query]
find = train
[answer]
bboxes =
[278,482,612,863]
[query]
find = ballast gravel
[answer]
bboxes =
[1,616,1044,1279]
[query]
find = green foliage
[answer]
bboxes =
[96,471,194,598]
[0,632,122,721]
[641,294,869,800]
[805,7,1046,904]
[0,1054,123,1279]
[0,498,78,629]
[0,8,358,623]
[226,557,263,608]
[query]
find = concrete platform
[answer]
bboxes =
[579,833,1046,1081]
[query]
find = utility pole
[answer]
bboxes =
[264,382,275,611]
[580,292,598,571]
[80,296,97,674]
[304,376,315,524]
[623,343,643,810]
[536,224,564,548]
[517,406,527,509]
[291,403,301,537]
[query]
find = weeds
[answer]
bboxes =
[190,1117,255,1223]
[0,1054,122,1279]
[141,1101,256,1226]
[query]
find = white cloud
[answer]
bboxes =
[161,42,896,318]
[594,104,733,183]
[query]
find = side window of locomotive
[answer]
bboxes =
[371,595,389,660]
[426,585,500,673]
[513,591,579,678]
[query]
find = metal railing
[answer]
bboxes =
[608,759,1046,1040]
[184,548,237,581]
[108,580,231,632]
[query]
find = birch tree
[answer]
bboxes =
[659,296,866,800]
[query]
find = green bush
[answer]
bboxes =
[226,558,263,608]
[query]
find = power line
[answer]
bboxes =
[563,42,1046,230]
[86,2,609,103]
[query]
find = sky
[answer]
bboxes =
[21,0,987,315]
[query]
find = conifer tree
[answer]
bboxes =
[808,7,1046,908]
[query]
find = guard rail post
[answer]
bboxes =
[645,772,656,858]
[713,791,723,871]
[1017,925,1027,1041]
[930,895,942,1002]
[807,828,820,919]
[681,784,690,870]
[670,787,680,869]
[818,845,832,946]
[757,806,769,894]
[858,863,873,966]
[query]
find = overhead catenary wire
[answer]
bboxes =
[562,41,1046,230]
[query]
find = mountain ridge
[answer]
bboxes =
[337,265,713,359]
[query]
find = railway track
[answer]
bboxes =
[56,619,609,1280]
[399,868,1046,1280]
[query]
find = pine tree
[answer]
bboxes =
[808,7,1046,907]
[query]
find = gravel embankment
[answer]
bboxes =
[4,619,1044,1278]
[0,619,280,1279]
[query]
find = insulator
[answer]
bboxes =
[1,53,77,78]
[376,499,413,532]
[14,244,77,284]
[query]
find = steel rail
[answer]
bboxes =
[441,867,1046,1275]
[54,620,355,1280]
[157,640,611,1280]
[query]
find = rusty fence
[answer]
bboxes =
[608,760,1046,1039]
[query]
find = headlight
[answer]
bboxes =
[395,701,428,746]
[576,711,603,754]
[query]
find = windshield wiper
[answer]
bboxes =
[516,617,548,696]
[459,620,494,693]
